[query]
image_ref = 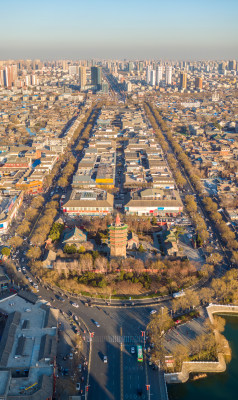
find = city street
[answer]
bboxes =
[18,279,167,399]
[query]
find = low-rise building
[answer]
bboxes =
[125,188,183,217]
[62,189,114,216]
[0,191,24,233]
[0,292,58,399]
[62,226,87,247]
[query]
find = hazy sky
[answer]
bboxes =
[1,0,237,60]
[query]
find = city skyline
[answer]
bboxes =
[1,0,237,60]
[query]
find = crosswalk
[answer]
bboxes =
[92,335,144,344]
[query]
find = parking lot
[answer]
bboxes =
[164,308,208,354]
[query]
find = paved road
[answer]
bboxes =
[123,345,147,400]
[24,281,165,400]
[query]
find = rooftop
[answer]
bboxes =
[0,294,58,399]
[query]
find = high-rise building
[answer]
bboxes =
[165,65,172,85]
[0,69,3,86]
[31,74,36,85]
[180,72,187,90]
[25,75,31,86]
[108,214,128,258]
[228,60,236,71]
[79,66,87,88]
[3,65,17,87]
[128,61,134,72]
[195,77,203,90]
[156,66,163,85]
[150,70,156,86]
[139,61,144,73]
[62,60,68,71]
[91,66,102,88]
[218,62,226,74]
[146,66,152,84]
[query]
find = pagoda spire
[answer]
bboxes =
[115,213,121,226]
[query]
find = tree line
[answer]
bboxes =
[145,103,238,264]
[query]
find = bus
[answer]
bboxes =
[137,345,143,362]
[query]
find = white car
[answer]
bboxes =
[150,310,157,315]
[130,346,136,354]
[72,303,79,308]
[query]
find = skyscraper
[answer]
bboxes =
[180,72,187,90]
[156,66,163,85]
[79,66,87,88]
[91,66,102,88]
[165,65,172,85]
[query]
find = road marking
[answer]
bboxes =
[144,349,149,399]
[120,338,123,400]
[92,335,144,343]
